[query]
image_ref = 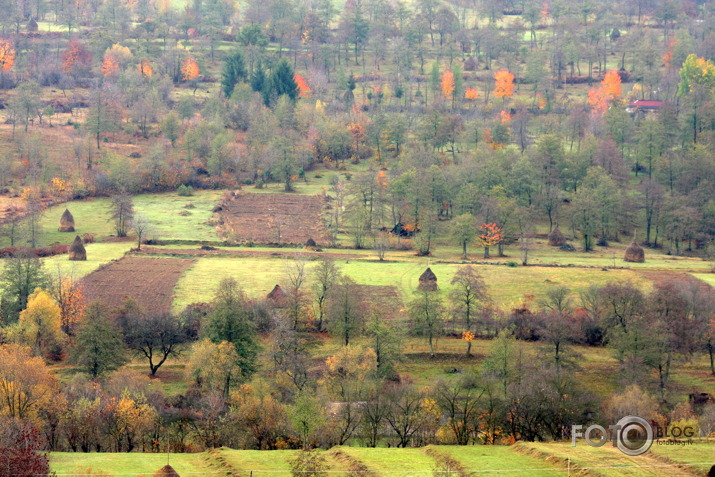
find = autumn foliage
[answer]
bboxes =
[465,87,479,100]
[478,223,503,258]
[53,277,86,336]
[601,70,622,99]
[138,60,153,78]
[587,69,622,115]
[0,39,16,72]
[62,39,92,74]
[493,69,515,99]
[294,73,311,97]
[101,54,119,78]
[441,70,455,100]
[181,57,200,81]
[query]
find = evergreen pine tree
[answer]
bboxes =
[271,59,299,101]
[221,51,247,98]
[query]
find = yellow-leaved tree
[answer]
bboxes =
[14,288,64,359]
[186,339,242,397]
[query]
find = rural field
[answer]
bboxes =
[26,191,715,405]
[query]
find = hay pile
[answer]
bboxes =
[152,465,180,477]
[267,284,287,304]
[624,241,645,263]
[418,268,438,291]
[305,238,317,249]
[69,235,86,261]
[59,209,75,232]
[547,227,566,246]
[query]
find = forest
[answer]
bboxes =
[2,0,715,474]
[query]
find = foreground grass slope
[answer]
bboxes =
[50,441,715,476]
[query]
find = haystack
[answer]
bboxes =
[59,209,75,232]
[68,235,86,261]
[418,268,438,291]
[267,284,287,302]
[624,241,645,263]
[153,465,180,477]
[547,227,566,247]
[305,238,317,248]
[26,18,38,32]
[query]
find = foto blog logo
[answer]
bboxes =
[572,416,654,456]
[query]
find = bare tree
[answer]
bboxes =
[449,266,489,355]
[312,257,340,332]
[132,215,151,250]
[110,192,134,238]
[284,256,309,330]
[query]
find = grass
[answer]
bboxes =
[435,445,565,476]
[648,440,715,475]
[42,242,133,278]
[50,452,207,476]
[49,442,715,476]
[516,441,710,476]
[172,252,651,312]
[7,190,223,248]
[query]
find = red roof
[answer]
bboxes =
[629,100,663,108]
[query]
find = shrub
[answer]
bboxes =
[177,184,194,196]
[506,261,518,267]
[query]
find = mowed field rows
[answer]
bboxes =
[82,257,196,313]
[49,441,715,476]
[216,191,330,245]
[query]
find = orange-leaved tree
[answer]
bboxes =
[52,276,86,337]
[462,330,475,357]
[0,39,15,72]
[0,39,16,88]
[465,86,479,100]
[441,70,455,101]
[601,70,622,100]
[181,57,200,95]
[587,69,622,116]
[101,54,119,78]
[587,87,607,115]
[493,69,515,101]
[294,73,311,97]
[181,57,200,82]
[138,60,153,78]
[62,39,92,75]
[478,223,502,258]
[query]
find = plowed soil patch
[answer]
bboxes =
[81,256,195,313]
[216,192,328,245]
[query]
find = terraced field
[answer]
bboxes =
[50,441,715,476]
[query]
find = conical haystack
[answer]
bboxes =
[26,18,38,32]
[624,241,645,263]
[59,209,75,232]
[547,227,566,247]
[305,238,317,248]
[418,267,438,291]
[267,284,287,302]
[69,235,86,261]
[153,465,180,477]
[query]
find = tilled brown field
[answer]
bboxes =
[81,256,195,313]
[216,192,328,245]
